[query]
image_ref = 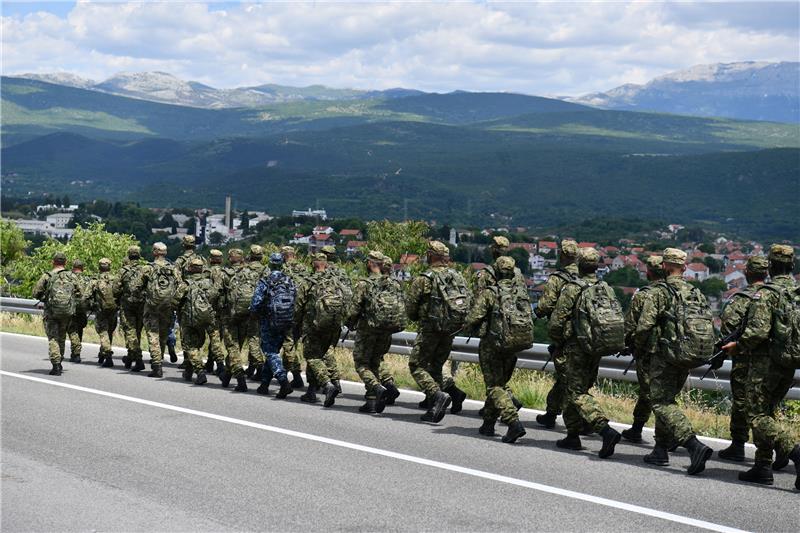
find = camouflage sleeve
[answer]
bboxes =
[548,284,578,345]
[624,290,645,346]
[32,273,50,301]
[112,266,125,299]
[172,280,188,310]
[346,279,370,328]
[405,275,431,322]
[634,288,666,354]
[464,289,494,334]
[719,295,749,337]
[294,279,311,324]
[535,274,564,319]
[738,292,774,352]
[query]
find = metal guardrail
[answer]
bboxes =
[3,297,798,399]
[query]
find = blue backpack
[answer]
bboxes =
[261,271,296,331]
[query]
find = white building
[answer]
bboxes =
[11,219,74,239]
[293,208,327,220]
[46,212,74,229]
[36,204,79,213]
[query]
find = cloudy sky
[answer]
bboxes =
[2,1,798,95]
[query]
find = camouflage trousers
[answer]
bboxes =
[120,303,145,357]
[632,351,653,425]
[728,351,751,443]
[650,356,694,447]
[746,355,796,464]
[353,328,394,399]
[562,343,608,434]
[43,314,70,364]
[302,326,341,386]
[203,318,226,364]
[245,315,265,368]
[408,330,456,397]
[223,314,259,377]
[67,312,88,357]
[182,323,216,373]
[478,340,519,425]
[94,309,118,356]
[144,306,173,366]
[281,335,303,375]
[544,345,568,416]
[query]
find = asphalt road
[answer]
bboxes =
[1,332,798,533]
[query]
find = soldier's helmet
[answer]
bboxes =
[321,245,337,256]
[768,244,794,264]
[182,235,196,248]
[577,247,600,266]
[560,240,579,259]
[53,251,67,264]
[249,244,264,259]
[209,249,223,263]
[662,248,687,265]
[72,259,85,270]
[152,242,167,254]
[490,236,510,252]
[127,245,141,259]
[428,240,449,257]
[495,256,516,276]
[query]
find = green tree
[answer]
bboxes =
[1,219,29,267]
[698,243,715,254]
[366,220,429,263]
[508,247,531,275]
[690,278,727,299]
[240,210,251,235]
[209,231,225,246]
[704,256,723,274]
[8,222,137,297]
[603,266,646,288]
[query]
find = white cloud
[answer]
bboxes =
[2,1,797,95]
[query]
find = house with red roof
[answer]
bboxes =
[339,229,363,240]
[538,241,557,255]
[345,240,368,255]
[684,262,710,281]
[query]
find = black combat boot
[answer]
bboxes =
[332,379,342,395]
[98,353,106,366]
[168,344,178,363]
[478,406,486,418]
[49,362,62,376]
[234,375,248,393]
[421,391,452,423]
[738,462,774,485]
[251,364,264,382]
[195,371,208,385]
[511,395,523,411]
[215,360,226,376]
[536,412,557,429]
[182,365,193,382]
[322,382,339,408]
[290,371,305,389]
[502,421,527,444]
[257,381,270,395]
[644,445,670,466]
[684,436,713,475]
[556,433,582,450]
[359,399,377,413]
[147,364,163,378]
[773,446,789,471]
[245,364,255,379]
[580,422,594,436]
[204,356,215,374]
[718,440,746,462]
[418,396,432,409]
[789,445,800,491]
[479,420,497,437]
[69,355,81,363]
[621,421,645,443]
[445,385,466,414]
[219,369,232,388]
[101,351,114,367]
[276,380,293,399]
[178,359,188,370]
[131,359,145,372]
[300,385,319,403]
[383,382,400,406]
[122,354,132,369]
[374,384,388,414]
[599,426,621,459]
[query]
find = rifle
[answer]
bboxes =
[700,329,742,381]
[339,327,350,346]
[541,344,556,371]
[621,348,636,376]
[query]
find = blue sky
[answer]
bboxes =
[2,1,798,95]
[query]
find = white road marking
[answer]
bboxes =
[1,369,748,533]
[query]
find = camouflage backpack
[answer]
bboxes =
[94,273,117,312]
[120,263,146,305]
[47,270,77,320]
[365,276,407,333]
[229,265,261,318]
[73,274,92,313]
[763,285,800,369]
[489,278,534,352]
[311,270,348,330]
[658,282,715,368]
[571,279,626,357]
[183,276,216,327]
[262,272,296,331]
[145,262,178,311]
[424,268,471,334]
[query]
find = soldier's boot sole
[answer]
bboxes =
[234,376,248,393]
[300,390,319,403]
[536,413,557,429]
[738,465,774,485]
[131,360,145,372]
[599,427,621,459]
[97,354,106,366]
[69,356,81,363]
[101,354,115,368]
[374,384,388,414]
[687,443,713,476]
[502,421,526,444]
[322,383,339,408]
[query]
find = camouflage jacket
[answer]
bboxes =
[624,283,657,350]
[717,282,764,357]
[633,275,703,356]
[174,270,220,322]
[738,275,797,355]
[463,286,498,338]
[174,250,206,280]
[219,263,241,315]
[90,271,119,312]
[405,265,447,326]
[141,257,180,311]
[548,272,597,346]
[346,271,383,329]
[72,272,92,314]
[534,263,578,319]
[475,257,524,294]
[283,261,311,288]
[33,267,82,316]
[294,268,325,330]
[114,260,147,308]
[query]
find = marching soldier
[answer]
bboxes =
[92,257,119,367]
[116,246,147,371]
[66,259,91,363]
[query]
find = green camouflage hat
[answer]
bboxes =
[495,256,516,273]
[72,259,84,269]
[127,245,141,257]
[189,257,204,270]
[768,244,794,264]
[209,248,223,257]
[662,248,687,265]
[53,251,67,263]
[281,245,296,255]
[249,244,264,258]
[367,250,384,263]
[228,248,243,258]
[381,254,393,268]
[746,255,769,274]
[313,252,328,262]
[428,240,449,257]
[321,245,337,255]
[152,242,167,254]
[182,235,196,247]
[98,257,112,267]
[560,240,579,258]
[577,247,600,266]
[645,255,663,270]
[491,235,510,251]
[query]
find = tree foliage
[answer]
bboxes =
[603,266,646,288]
[366,220,429,263]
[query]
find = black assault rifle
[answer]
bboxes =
[700,327,744,381]
[542,344,556,370]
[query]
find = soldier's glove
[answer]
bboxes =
[547,344,556,356]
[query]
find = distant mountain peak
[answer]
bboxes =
[19,72,96,89]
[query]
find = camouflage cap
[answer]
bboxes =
[768,244,794,264]
[152,242,167,253]
[72,259,84,269]
[491,235,510,251]
[321,245,337,255]
[560,240,579,258]
[746,255,769,274]
[209,248,223,258]
[249,244,264,257]
[127,245,141,257]
[189,257,204,269]
[268,252,284,265]
[367,250,384,262]
[645,255,663,270]
[577,247,600,266]
[381,254,393,268]
[228,248,243,258]
[53,251,67,263]
[280,245,296,255]
[495,255,516,273]
[182,235,196,247]
[662,248,687,265]
[428,240,450,257]
[313,253,328,262]
[98,257,112,267]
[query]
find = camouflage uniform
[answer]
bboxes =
[174,267,220,375]
[33,266,80,365]
[115,256,147,362]
[535,262,579,417]
[205,258,227,367]
[624,280,660,427]
[222,261,256,378]
[281,260,311,377]
[295,267,342,386]
[67,269,91,358]
[142,256,180,367]
[739,273,798,465]
[92,268,119,358]
[243,259,267,369]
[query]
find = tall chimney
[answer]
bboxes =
[225,195,232,230]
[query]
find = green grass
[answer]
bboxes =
[2,100,153,135]
[6,312,797,442]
